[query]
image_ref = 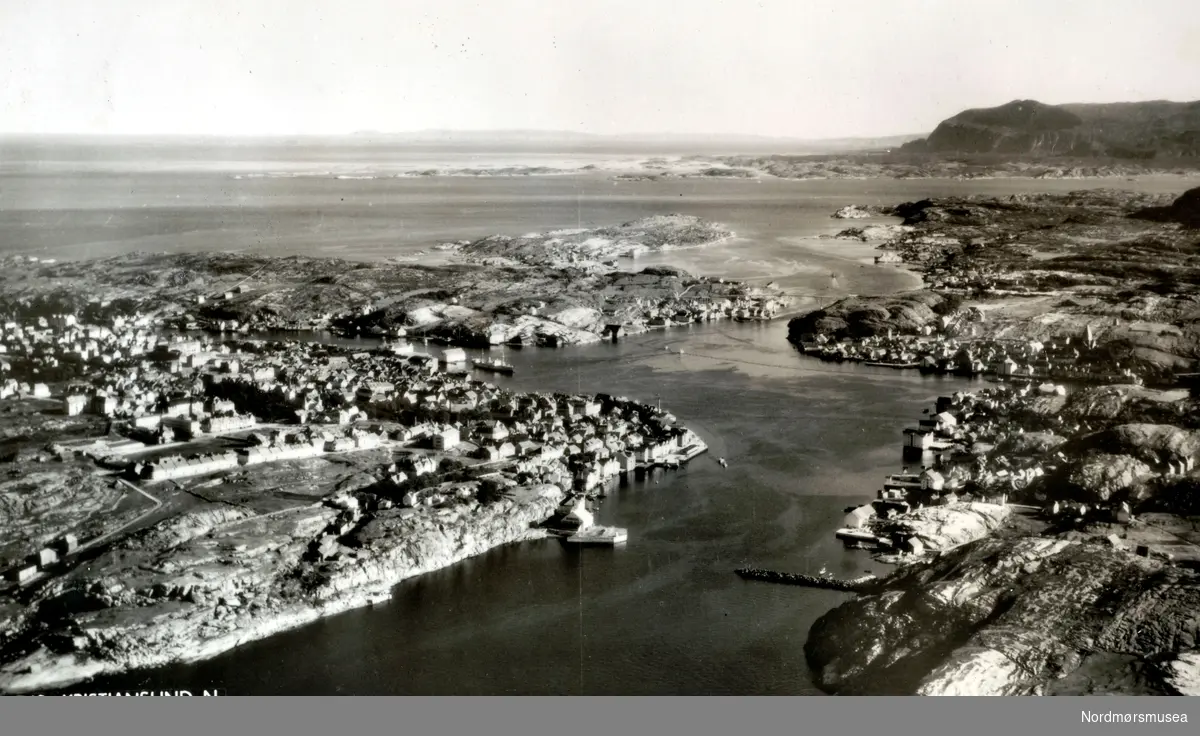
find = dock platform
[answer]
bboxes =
[564,525,628,546]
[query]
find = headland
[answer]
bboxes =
[792,185,1200,695]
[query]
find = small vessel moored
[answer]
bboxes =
[472,356,515,375]
[834,527,882,548]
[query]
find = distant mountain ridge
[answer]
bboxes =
[902,99,1200,159]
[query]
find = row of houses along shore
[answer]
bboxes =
[8,308,706,497]
[794,320,1144,386]
[834,381,1196,557]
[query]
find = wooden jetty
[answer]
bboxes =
[734,567,879,592]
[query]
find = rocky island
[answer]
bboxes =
[0,215,787,352]
[791,187,1200,382]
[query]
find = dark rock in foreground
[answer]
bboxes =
[1132,186,1200,228]
[805,535,1200,695]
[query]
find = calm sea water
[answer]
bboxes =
[58,322,982,696]
[10,145,1190,694]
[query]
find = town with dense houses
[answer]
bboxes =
[795,318,1144,386]
[835,375,1199,565]
[0,304,707,589]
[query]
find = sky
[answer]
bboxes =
[1,0,1198,138]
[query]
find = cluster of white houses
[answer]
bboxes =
[836,372,1200,552]
[186,340,700,486]
[0,310,163,381]
[4,533,79,586]
[638,293,788,327]
[21,327,703,495]
[131,424,396,481]
[1,311,710,571]
[797,323,1142,385]
[836,388,1044,550]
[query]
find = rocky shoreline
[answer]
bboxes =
[795,186,1200,696]
[0,209,779,696]
[0,485,564,694]
[224,156,1200,184]
[806,534,1200,696]
[0,215,790,352]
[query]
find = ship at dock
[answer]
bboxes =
[472,356,515,375]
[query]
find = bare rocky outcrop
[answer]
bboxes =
[787,291,959,340]
[994,431,1067,456]
[1064,453,1156,503]
[832,205,877,219]
[0,471,128,567]
[1026,385,1196,426]
[874,503,1011,552]
[1068,424,1200,468]
[1132,186,1200,228]
[117,506,258,552]
[833,225,913,242]
[805,536,1200,695]
[0,485,564,694]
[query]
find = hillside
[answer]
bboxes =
[902,99,1200,159]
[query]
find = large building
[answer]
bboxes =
[202,414,258,434]
[142,451,239,481]
[162,415,202,439]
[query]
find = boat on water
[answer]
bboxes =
[834,527,882,548]
[718,457,728,468]
[473,356,515,375]
[565,525,628,546]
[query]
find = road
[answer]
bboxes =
[74,477,164,553]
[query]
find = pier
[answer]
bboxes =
[734,568,879,592]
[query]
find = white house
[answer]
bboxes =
[433,427,460,450]
[563,497,594,529]
[843,505,876,529]
[932,412,958,434]
[904,427,936,450]
[65,394,88,416]
[919,469,945,492]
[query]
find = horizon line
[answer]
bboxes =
[0,129,928,142]
[3,96,1197,142]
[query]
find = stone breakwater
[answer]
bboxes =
[0,485,565,694]
[734,568,878,592]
